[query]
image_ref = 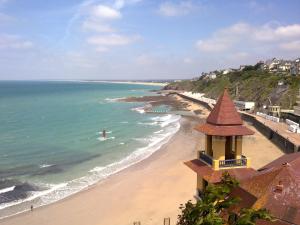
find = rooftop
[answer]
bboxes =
[195,89,254,136]
[239,152,300,224]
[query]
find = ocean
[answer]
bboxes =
[0,81,180,218]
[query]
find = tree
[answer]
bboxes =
[177,173,273,225]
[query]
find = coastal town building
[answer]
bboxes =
[262,58,300,75]
[200,57,300,80]
[185,88,300,224]
[234,100,255,111]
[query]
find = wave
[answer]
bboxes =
[131,106,146,114]
[150,114,181,128]
[154,129,164,134]
[0,114,181,219]
[137,121,158,126]
[97,137,115,142]
[105,97,125,102]
[0,182,67,211]
[0,186,15,194]
[39,164,54,169]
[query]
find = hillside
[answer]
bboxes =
[164,69,300,109]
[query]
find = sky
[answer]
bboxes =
[0,0,300,80]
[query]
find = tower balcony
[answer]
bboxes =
[198,151,250,170]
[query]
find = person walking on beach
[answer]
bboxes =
[30,205,33,212]
[102,129,106,139]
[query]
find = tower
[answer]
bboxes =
[185,89,256,197]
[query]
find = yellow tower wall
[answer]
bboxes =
[205,135,213,157]
[235,136,243,159]
[212,136,225,160]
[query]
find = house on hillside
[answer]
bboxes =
[291,58,300,76]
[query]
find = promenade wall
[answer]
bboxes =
[177,93,213,111]
[241,113,298,153]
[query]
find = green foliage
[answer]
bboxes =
[166,71,300,109]
[232,208,274,225]
[177,173,273,225]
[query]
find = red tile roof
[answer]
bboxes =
[207,88,243,126]
[195,89,254,136]
[184,159,256,183]
[195,123,254,136]
[240,152,300,224]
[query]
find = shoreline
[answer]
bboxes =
[0,116,201,225]
[0,93,285,225]
[0,114,181,220]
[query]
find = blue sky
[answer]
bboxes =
[0,0,300,80]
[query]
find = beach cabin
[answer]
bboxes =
[185,89,256,198]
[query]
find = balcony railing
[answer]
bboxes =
[219,156,247,168]
[199,151,248,169]
[199,151,213,165]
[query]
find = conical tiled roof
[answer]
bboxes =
[195,89,254,136]
[207,88,243,125]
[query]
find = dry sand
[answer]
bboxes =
[0,97,285,225]
[243,121,284,169]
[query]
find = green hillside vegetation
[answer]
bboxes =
[165,65,300,109]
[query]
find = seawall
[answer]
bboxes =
[176,93,213,111]
[241,113,299,153]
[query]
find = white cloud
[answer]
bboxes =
[275,24,300,38]
[91,4,121,20]
[196,22,300,54]
[0,12,12,23]
[82,20,115,33]
[87,34,139,51]
[280,40,300,51]
[183,57,193,64]
[81,0,142,52]
[158,1,195,17]
[0,34,33,49]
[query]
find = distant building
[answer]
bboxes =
[208,72,217,80]
[239,65,247,71]
[291,58,300,76]
[234,100,255,111]
[222,69,232,75]
[268,105,281,117]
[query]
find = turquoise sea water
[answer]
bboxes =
[0,81,180,218]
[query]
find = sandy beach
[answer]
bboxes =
[0,96,284,225]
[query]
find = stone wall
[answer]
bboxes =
[241,113,298,153]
